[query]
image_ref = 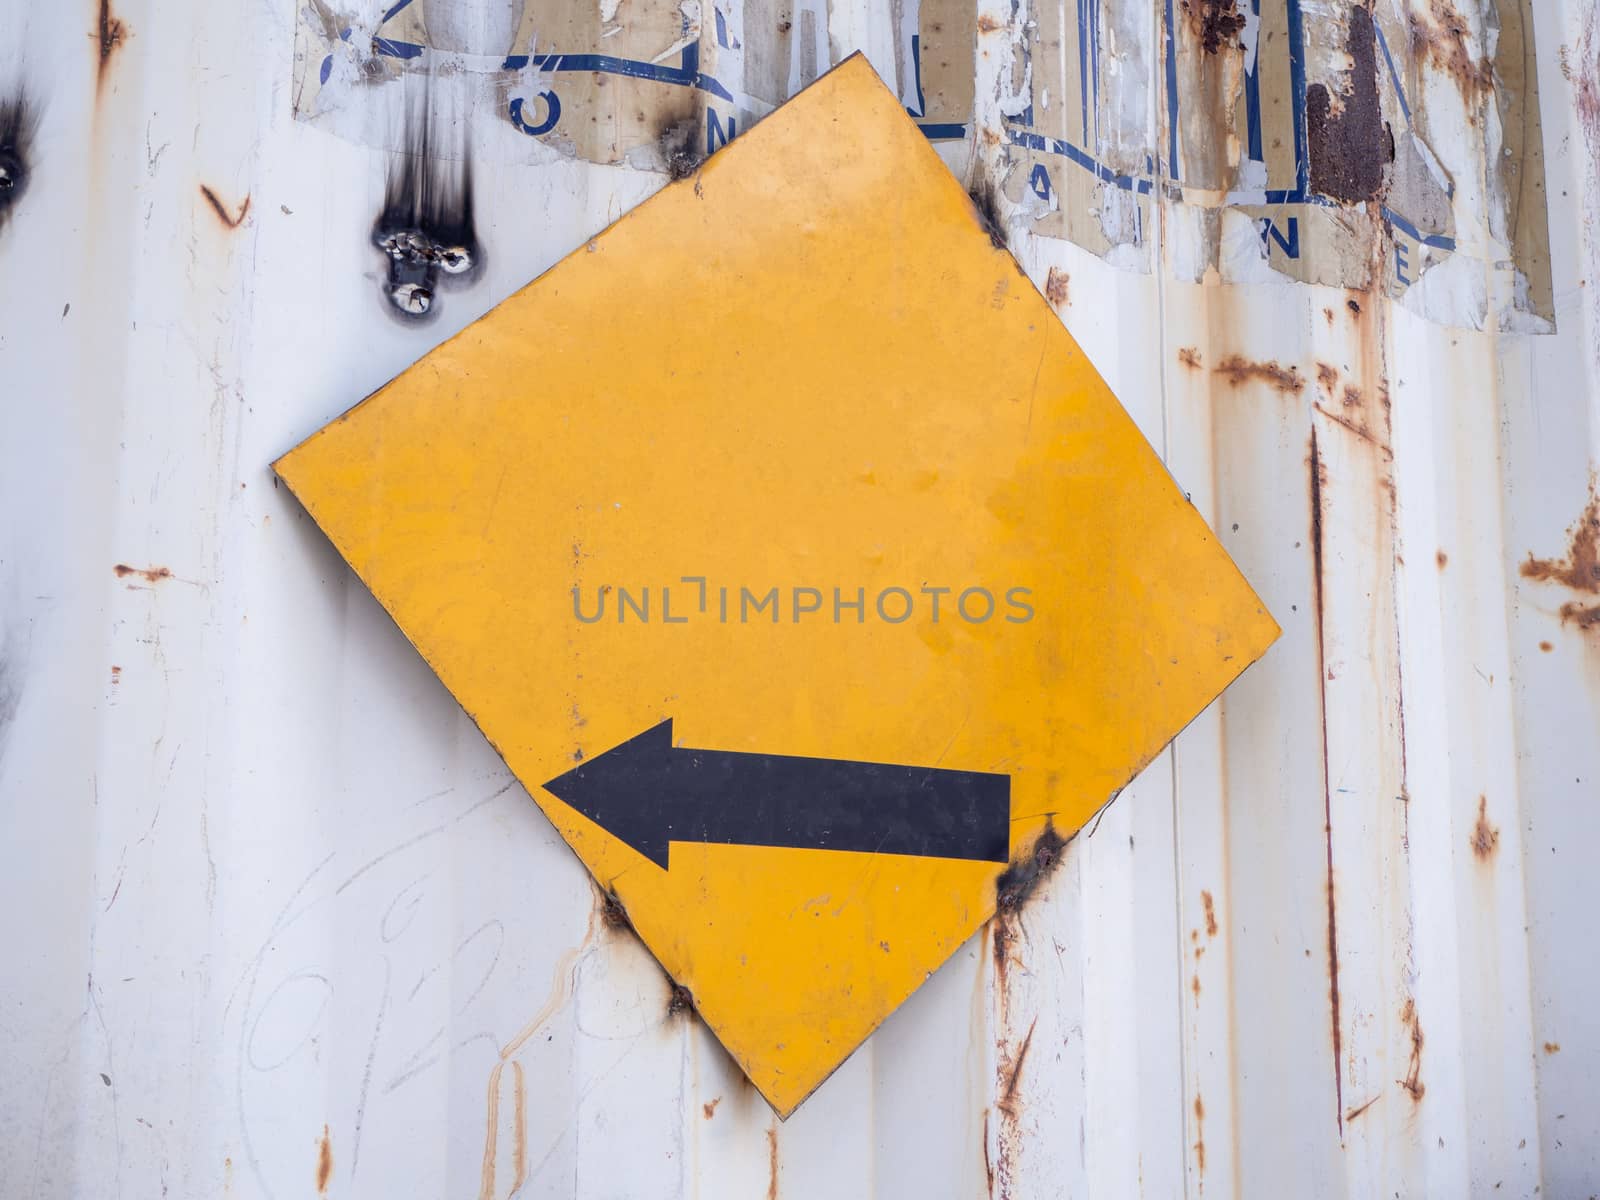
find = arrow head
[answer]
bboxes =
[543,718,677,868]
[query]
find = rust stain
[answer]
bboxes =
[1539,640,1554,652]
[1409,0,1493,97]
[1436,550,1449,569]
[1341,385,1362,408]
[1559,601,1600,630]
[1313,404,1384,453]
[1044,267,1070,308]
[1399,998,1425,1101]
[315,1125,332,1193]
[1309,429,1345,1131]
[1213,355,1305,393]
[1192,1093,1206,1175]
[94,0,128,93]
[1180,0,1245,54]
[977,13,1004,33]
[510,1061,527,1193]
[766,1123,780,1200]
[996,823,1068,912]
[702,1097,721,1118]
[982,1109,995,1197]
[1191,973,1201,999]
[1316,362,1339,391]
[1200,890,1218,937]
[1178,347,1203,369]
[1308,9,1389,203]
[1470,796,1500,861]
[998,1016,1037,1118]
[1345,1093,1381,1122]
[113,564,172,583]
[200,185,251,229]
[1543,1041,1561,1054]
[1520,487,1600,593]
[110,665,121,682]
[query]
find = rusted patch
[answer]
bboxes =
[1044,267,1070,308]
[199,185,250,229]
[1180,0,1245,54]
[1192,1093,1206,1174]
[1342,385,1362,408]
[1308,9,1389,203]
[1214,355,1305,393]
[765,1124,779,1200]
[1309,429,1345,1130]
[1345,1093,1381,1122]
[1436,550,1449,569]
[315,1125,333,1193]
[1178,347,1202,369]
[94,0,128,93]
[110,665,121,682]
[1539,640,1553,652]
[1191,973,1201,998]
[1200,890,1218,937]
[1316,362,1339,391]
[1543,1041,1561,1054]
[703,1097,721,1118]
[997,1016,1037,1118]
[667,982,695,1018]
[1470,796,1500,861]
[977,13,1004,33]
[1409,0,1492,97]
[1399,999,1425,1101]
[1520,488,1600,593]
[1559,601,1600,630]
[113,564,172,583]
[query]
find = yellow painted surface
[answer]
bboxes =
[275,55,1278,1116]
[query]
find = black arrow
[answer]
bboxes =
[543,719,1011,868]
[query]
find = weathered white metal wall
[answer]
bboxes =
[1,0,1597,1197]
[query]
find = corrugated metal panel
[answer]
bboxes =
[0,0,1595,1196]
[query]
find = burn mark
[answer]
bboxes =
[969,182,1009,251]
[1044,267,1069,308]
[1309,429,1345,1130]
[113,564,172,583]
[1178,347,1202,369]
[0,92,35,230]
[199,185,250,229]
[1308,9,1390,203]
[656,116,702,179]
[667,982,695,1018]
[95,0,128,92]
[1470,796,1500,861]
[316,1125,333,1193]
[1214,355,1305,393]
[1409,0,1492,97]
[1200,890,1218,937]
[996,823,1067,912]
[998,1016,1036,1117]
[1399,999,1425,1101]
[599,890,632,933]
[373,95,481,321]
[1180,0,1245,54]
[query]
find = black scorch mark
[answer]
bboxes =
[1,90,36,230]
[372,98,481,320]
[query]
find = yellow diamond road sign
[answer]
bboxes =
[276,54,1278,1117]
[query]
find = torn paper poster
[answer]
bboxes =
[292,0,974,168]
[991,0,1554,333]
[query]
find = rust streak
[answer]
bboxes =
[1213,355,1305,393]
[1470,796,1500,861]
[999,1016,1037,1117]
[766,1123,780,1200]
[510,1061,527,1194]
[1192,1093,1206,1176]
[315,1125,332,1194]
[1200,890,1218,937]
[1313,404,1385,453]
[1345,1093,1381,1122]
[1309,429,1345,1132]
[94,0,127,93]
[200,185,251,229]
[1409,0,1493,97]
[982,1109,995,1197]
